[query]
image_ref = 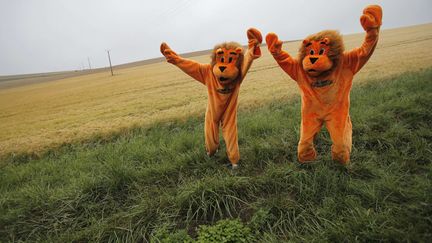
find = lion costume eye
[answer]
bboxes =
[221,57,224,63]
[229,57,233,63]
[309,49,315,55]
[319,48,325,55]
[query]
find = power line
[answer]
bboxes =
[155,0,190,20]
[143,0,195,26]
[167,0,195,19]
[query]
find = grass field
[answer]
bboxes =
[1,69,431,242]
[1,24,432,158]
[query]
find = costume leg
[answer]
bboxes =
[221,110,239,164]
[298,116,323,162]
[204,111,219,156]
[326,115,352,164]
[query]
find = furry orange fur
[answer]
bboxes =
[161,28,262,165]
[266,5,382,164]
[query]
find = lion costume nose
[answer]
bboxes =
[219,66,226,72]
[310,57,318,64]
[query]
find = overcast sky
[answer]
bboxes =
[0,0,431,75]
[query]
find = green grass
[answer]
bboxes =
[1,69,431,242]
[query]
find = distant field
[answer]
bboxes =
[0,70,97,89]
[0,24,431,157]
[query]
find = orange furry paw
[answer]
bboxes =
[247,28,262,44]
[160,42,179,64]
[247,28,262,57]
[265,33,283,56]
[360,5,382,31]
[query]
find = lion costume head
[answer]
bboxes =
[299,30,344,77]
[210,42,244,84]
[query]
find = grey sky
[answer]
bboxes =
[0,0,431,75]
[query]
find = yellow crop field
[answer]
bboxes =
[1,24,431,157]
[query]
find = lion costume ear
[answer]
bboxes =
[302,39,311,46]
[321,37,330,45]
[235,47,243,54]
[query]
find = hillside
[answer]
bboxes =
[1,69,431,242]
[1,23,431,158]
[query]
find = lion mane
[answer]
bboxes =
[210,42,244,82]
[298,30,344,72]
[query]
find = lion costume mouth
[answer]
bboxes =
[219,77,229,82]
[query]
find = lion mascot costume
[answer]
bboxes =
[160,28,262,169]
[266,5,382,164]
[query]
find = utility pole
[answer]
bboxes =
[87,57,92,70]
[106,50,114,76]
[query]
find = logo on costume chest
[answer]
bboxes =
[217,86,234,94]
[216,84,235,94]
[312,80,333,88]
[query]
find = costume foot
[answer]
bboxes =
[206,149,218,157]
[331,151,350,165]
[335,159,350,166]
[298,148,317,163]
[224,163,239,170]
[298,160,316,164]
